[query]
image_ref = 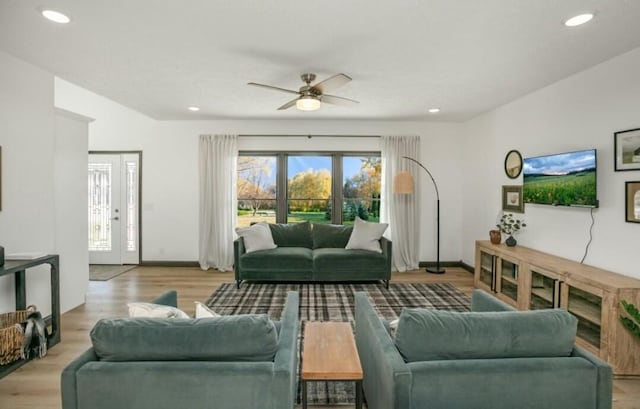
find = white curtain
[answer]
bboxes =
[380,136,420,272]
[199,134,238,271]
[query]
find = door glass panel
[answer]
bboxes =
[500,260,518,302]
[479,252,494,287]
[342,156,381,224]
[287,156,332,224]
[567,286,602,348]
[529,271,555,310]
[237,156,277,227]
[126,161,137,251]
[88,163,112,251]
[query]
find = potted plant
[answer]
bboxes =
[496,213,526,247]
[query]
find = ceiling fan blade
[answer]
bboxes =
[247,82,300,95]
[277,98,299,110]
[321,94,359,106]
[312,73,352,93]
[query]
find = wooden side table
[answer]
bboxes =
[301,321,363,409]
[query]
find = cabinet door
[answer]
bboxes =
[528,265,563,311]
[497,257,519,305]
[476,250,496,291]
[562,280,603,353]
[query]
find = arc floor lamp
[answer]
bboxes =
[393,156,445,274]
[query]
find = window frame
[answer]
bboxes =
[238,150,381,224]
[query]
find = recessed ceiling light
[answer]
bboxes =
[41,9,71,24]
[187,106,200,112]
[564,13,594,27]
[428,108,441,114]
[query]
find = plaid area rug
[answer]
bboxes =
[206,282,470,405]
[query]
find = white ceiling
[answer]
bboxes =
[2,1,640,121]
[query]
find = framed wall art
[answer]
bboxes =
[626,181,640,223]
[502,185,524,213]
[614,128,640,171]
[504,150,523,179]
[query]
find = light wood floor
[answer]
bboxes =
[0,266,638,408]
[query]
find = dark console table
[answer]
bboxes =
[0,254,60,378]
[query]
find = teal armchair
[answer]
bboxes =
[61,290,299,409]
[354,290,612,409]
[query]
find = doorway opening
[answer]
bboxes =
[88,151,141,265]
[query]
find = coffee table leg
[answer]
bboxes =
[302,380,307,409]
[355,379,363,409]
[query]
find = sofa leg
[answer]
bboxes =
[384,280,389,289]
[236,280,241,289]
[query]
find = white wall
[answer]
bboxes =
[54,109,91,311]
[0,51,55,315]
[53,80,465,265]
[0,52,88,315]
[462,46,640,279]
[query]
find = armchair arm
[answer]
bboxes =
[61,347,99,409]
[355,292,410,409]
[272,291,300,409]
[571,346,612,409]
[151,290,178,308]
[233,237,246,283]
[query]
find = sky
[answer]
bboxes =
[240,155,371,185]
[287,156,364,179]
[523,149,596,175]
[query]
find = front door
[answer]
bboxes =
[88,153,140,264]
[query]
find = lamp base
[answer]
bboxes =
[425,266,446,274]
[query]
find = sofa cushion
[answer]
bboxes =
[127,302,190,318]
[240,247,313,271]
[345,217,388,253]
[91,314,278,362]
[269,222,313,248]
[312,223,353,249]
[235,222,277,253]
[394,308,577,362]
[313,248,388,274]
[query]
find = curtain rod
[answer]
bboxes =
[238,134,381,138]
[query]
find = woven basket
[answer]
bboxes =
[0,305,36,365]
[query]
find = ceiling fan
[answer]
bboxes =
[248,73,359,111]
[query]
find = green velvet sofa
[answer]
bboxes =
[354,289,612,409]
[234,222,392,288]
[61,290,300,409]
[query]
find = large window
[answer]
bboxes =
[237,155,277,227]
[237,152,381,227]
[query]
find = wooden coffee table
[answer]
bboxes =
[301,321,363,409]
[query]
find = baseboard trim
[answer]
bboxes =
[419,260,474,274]
[139,260,200,267]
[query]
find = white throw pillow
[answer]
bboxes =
[345,217,389,253]
[127,302,189,318]
[389,319,399,337]
[235,222,277,253]
[194,301,220,318]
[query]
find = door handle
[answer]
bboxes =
[112,216,120,221]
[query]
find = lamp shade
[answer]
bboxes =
[393,171,414,194]
[296,96,321,111]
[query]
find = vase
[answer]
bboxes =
[489,230,501,245]
[505,236,517,247]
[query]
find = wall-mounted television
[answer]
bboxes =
[523,149,598,208]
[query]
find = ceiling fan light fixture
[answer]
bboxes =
[296,96,321,111]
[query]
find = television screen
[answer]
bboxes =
[523,149,598,208]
